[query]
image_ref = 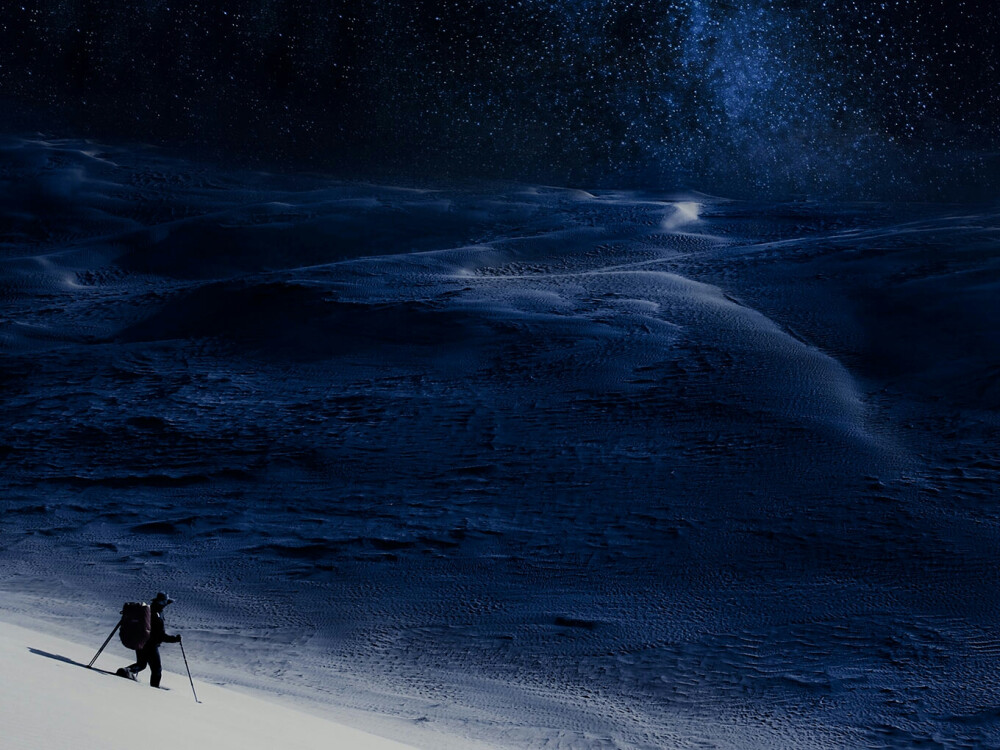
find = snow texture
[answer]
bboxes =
[1,137,999,749]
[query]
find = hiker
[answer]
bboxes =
[120,592,181,687]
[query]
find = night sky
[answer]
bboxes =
[2,1,998,198]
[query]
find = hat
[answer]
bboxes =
[151,592,174,607]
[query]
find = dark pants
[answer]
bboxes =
[129,645,162,687]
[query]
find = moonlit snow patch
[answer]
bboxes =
[661,200,702,230]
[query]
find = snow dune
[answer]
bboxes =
[3,137,1000,748]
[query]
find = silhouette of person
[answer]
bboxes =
[122,592,181,688]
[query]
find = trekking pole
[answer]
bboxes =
[179,639,200,704]
[88,619,122,668]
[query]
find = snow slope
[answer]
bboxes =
[0,619,416,750]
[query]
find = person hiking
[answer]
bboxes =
[118,592,181,688]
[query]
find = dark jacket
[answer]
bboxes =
[145,610,180,649]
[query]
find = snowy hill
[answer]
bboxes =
[2,137,999,748]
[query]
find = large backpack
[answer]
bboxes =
[119,602,152,650]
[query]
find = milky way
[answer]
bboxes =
[2,2,997,197]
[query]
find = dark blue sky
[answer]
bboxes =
[2,1,997,198]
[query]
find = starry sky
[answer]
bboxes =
[2,1,997,198]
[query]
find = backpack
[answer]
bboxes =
[119,602,152,650]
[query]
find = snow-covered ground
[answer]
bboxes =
[0,619,417,750]
[1,137,999,749]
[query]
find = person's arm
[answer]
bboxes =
[162,619,181,644]
[156,614,180,643]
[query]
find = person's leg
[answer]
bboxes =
[128,649,149,675]
[148,647,163,688]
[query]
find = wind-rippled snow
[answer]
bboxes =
[2,138,999,749]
